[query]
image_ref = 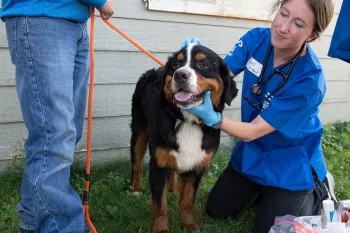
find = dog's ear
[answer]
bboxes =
[155,56,172,90]
[156,56,177,105]
[159,54,176,81]
[219,57,238,106]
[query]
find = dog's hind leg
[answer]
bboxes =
[130,130,148,194]
[177,171,204,232]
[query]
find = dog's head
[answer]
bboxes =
[162,44,238,111]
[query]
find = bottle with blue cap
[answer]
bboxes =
[323,199,335,223]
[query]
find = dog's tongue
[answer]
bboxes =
[175,91,194,101]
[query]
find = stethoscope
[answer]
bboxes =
[244,43,306,111]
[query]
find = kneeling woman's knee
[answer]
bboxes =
[206,195,240,219]
[206,201,222,218]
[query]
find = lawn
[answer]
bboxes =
[0,122,349,233]
[0,148,256,233]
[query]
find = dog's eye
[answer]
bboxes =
[196,61,208,69]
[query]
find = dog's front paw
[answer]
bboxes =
[181,223,200,232]
[153,230,170,233]
[152,216,170,233]
[180,215,200,232]
[128,184,143,195]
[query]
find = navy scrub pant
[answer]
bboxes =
[206,164,327,233]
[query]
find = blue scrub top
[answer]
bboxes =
[224,28,327,191]
[328,0,350,63]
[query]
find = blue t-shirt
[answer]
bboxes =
[224,28,327,191]
[0,0,106,22]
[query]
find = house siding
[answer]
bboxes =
[0,0,348,170]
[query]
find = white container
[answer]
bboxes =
[326,222,346,233]
[323,200,335,222]
[299,215,323,229]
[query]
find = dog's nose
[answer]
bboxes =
[174,70,190,83]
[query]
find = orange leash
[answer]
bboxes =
[83,8,165,233]
[84,7,97,233]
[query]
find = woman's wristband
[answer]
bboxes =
[209,113,224,129]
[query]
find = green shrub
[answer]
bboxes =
[322,122,350,200]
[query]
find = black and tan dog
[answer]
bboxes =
[130,44,238,233]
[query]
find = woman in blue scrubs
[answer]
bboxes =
[183,0,336,232]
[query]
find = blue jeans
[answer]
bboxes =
[5,17,90,233]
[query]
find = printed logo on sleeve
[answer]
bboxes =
[261,92,274,111]
[246,57,263,77]
[227,40,243,56]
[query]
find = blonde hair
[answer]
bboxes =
[271,0,334,41]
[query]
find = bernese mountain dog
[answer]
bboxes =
[130,43,238,233]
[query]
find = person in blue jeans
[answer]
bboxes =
[182,0,337,232]
[0,1,115,232]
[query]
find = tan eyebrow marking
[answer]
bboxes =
[195,53,206,61]
[177,53,184,61]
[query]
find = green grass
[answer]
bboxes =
[74,148,256,233]
[0,148,256,233]
[1,122,349,233]
[0,161,23,233]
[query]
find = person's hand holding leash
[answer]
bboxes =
[97,0,116,19]
[186,91,221,127]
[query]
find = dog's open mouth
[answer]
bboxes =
[173,89,204,108]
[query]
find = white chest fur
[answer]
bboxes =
[170,119,206,173]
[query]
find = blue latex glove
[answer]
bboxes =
[181,37,203,49]
[185,91,221,126]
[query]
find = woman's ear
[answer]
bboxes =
[306,32,317,42]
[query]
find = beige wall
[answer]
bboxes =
[0,0,349,170]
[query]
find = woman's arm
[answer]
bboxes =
[186,92,275,142]
[219,115,275,142]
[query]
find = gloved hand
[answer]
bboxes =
[185,91,221,126]
[181,37,203,48]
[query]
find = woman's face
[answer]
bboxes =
[271,0,315,50]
